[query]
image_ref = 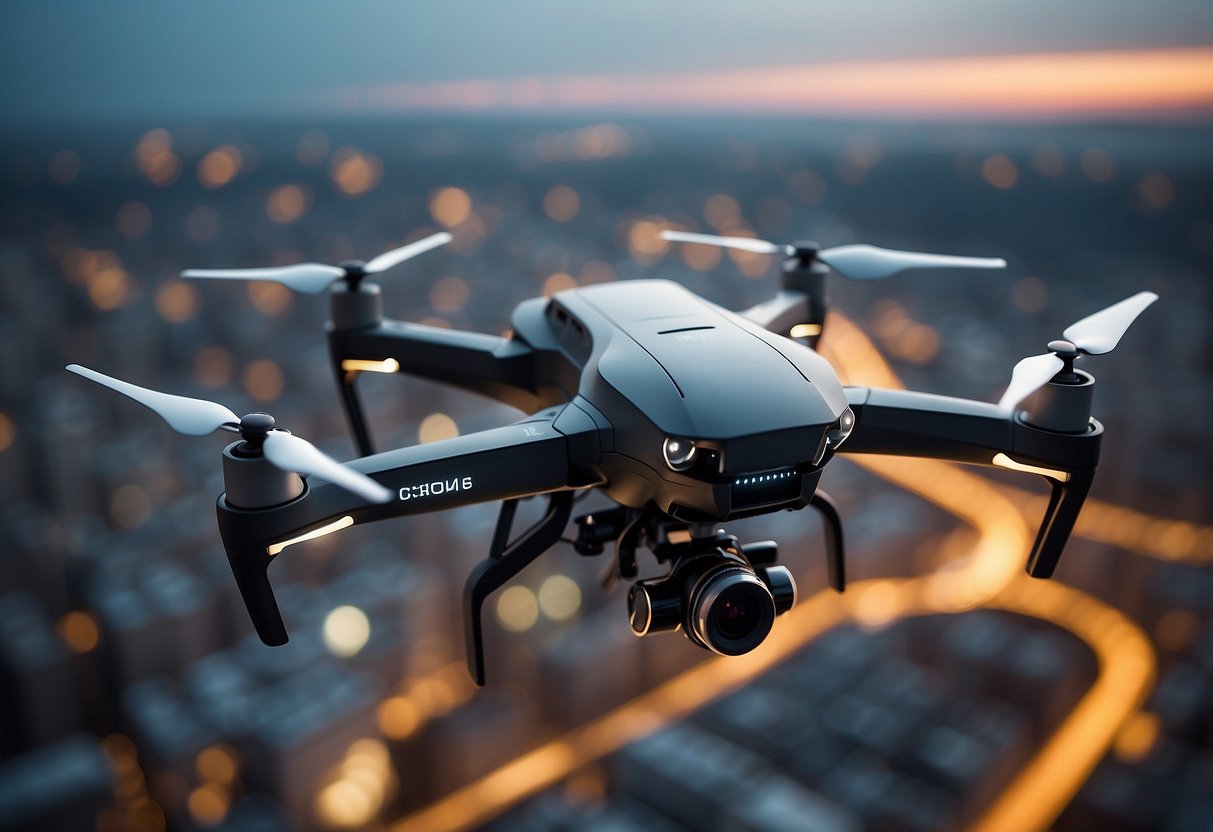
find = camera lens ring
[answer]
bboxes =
[628,584,653,635]
[688,565,775,656]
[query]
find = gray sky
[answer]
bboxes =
[2,0,1211,122]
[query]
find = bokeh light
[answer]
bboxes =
[110,484,151,529]
[418,412,458,443]
[982,154,1019,188]
[241,359,284,402]
[197,146,242,188]
[154,283,197,323]
[57,611,100,653]
[496,585,539,632]
[429,187,472,228]
[543,185,580,221]
[323,606,372,658]
[538,575,581,622]
[329,148,383,197]
[0,413,13,453]
[266,184,309,223]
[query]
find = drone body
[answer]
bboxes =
[68,229,1157,684]
[511,279,849,520]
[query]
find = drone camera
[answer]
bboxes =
[627,548,795,655]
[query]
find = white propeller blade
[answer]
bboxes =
[817,245,1007,281]
[262,432,392,504]
[997,354,1065,412]
[364,231,453,274]
[181,263,345,294]
[1063,291,1158,355]
[66,364,238,436]
[660,230,785,255]
[659,231,1006,281]
[182,229,453,294]
[996,290,1158,412]
[68,365,391,504]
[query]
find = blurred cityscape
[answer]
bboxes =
[0,114,1210,831]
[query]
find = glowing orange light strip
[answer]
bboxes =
[266,515,353,556]
[342,47,1213,119]
[341,358,401,374]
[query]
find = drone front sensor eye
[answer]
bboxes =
[662,437,698,471]
[825,407,856,452]
[814,406,856,465]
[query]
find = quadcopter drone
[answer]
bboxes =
[67,226,1157,684]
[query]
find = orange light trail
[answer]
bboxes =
[342,47,1213,119]
[973,580,1156,832]
[394,311,1158,832]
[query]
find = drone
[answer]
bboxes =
[67,226,1157,684]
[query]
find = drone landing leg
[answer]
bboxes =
[335,370,375,456]
[810,491,845,591]
[463,491,575,685]
[1026,468,1095,578]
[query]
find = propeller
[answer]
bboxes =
[65,365,392,504]
[996,291,1158,412]
[181,231,453,294]
[660,231,1006,281]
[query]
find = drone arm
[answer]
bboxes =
[742,290,815,336]
[328,319,555,454]
[841,387,1102,578]
[216,403,602,644]
[841,388,1014,464]
[741,261,828,345]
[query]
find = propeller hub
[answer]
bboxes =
[237,413,276,452]
[339,260,368,289]
[1047,339,1080,359]
[789,241,820,265]
[1046,339,1082,380]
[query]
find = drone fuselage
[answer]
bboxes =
[511,279,850,522]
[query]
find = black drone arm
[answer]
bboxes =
[216,403,602,645]
[841,387,1102,578]
[742,259,828,345]
[328,319,552,455]
[329,321,543,410]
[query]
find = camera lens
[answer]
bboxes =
[716,594,756,638]
[689,565,775,656]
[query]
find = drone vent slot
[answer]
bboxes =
[657,325,715,336]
